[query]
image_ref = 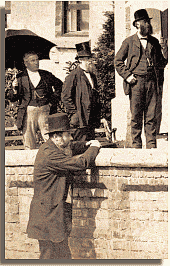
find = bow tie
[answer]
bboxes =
[140,37,148,40]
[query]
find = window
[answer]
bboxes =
[5,1,11,28]
[63,1,89,35]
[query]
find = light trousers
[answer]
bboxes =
[22,104,50,149]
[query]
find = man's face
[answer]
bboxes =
[80,57,93,72]
[24,54,39,72]
[60,132,73,148]
[137,19,153,36]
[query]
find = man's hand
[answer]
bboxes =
[86,140,101,148]
[126,74,137,84]
[12,77,18,87]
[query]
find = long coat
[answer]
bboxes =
[115,33,167,95]
[26,139,99,242]
[61,66,101,129]
[7,69,63,130]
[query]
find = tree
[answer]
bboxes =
[92,8,115,124]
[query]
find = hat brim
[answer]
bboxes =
[75,54,93,60]
[133,17,152,26]
[44,128,72,135]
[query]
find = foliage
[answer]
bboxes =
[5,68,21,126]
[92,10,115,123]
[63,60,80,75]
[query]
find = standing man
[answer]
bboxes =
[6,51,63,149]
[61,41,101,141]
[115,9,168,149]
[26,112,101,259]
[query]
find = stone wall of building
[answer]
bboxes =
[5,148,168,259]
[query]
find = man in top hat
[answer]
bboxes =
[61,41,101,141]
[26,112,101,259]
[115,9,168,149]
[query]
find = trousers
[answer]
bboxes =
[129,74,157,149]
[22,104,50,149]
[38,238,71,259]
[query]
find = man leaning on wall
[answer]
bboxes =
[26,112,101,259]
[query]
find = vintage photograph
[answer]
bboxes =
[4,0,168,260]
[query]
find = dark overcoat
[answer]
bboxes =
[115,33,167,95]
[7,69,63,130]
[61,66,101,129]
[26,139,99,242]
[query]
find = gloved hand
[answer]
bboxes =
[86,140,101,148]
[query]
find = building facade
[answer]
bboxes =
[5,1,168,143]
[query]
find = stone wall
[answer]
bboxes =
[5,148,168,259]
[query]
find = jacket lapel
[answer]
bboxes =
[133,33,141,49]
[21,70,30,92]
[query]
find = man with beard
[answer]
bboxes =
[62,41,101,141]
[115,9,168,149]
[26,112,101,259]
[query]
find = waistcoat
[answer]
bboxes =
[29,78,50,107]
[133,43,154,75]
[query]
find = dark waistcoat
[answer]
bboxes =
[29,78,50,107]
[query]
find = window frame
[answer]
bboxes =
[62,1,89,37]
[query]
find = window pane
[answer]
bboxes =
[64,1,89,33]
[80,9,89,31]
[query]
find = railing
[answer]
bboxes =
[5,125,24,150]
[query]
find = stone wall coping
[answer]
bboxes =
[5,148,168,168]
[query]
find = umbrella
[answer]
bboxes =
[5,29,56,70]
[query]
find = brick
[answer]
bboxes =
[96,218,109,229]
[5,202,19,213]
[6,187,18,196]
[70,227,94,238]
[93,228,112,239]
[5,167,15,175]
[5,213,19,223]
[72,218,87,227]
[87,218,96,227]
[110,209,129,220]
[108,249,132,259]
[79,188,92,197]
[72,209,82,217]
[72,188,79,197]
[85,200,100,209]
[94,188,105,197]
[95,249,108,259]
[101,176,117,189]
[18,187,34,196]
[115,199,130,210]
[94,238,109,249]
[130,210,151,220]
[110,239,131,250]
[95,209,109,219]
[100,199,108,209]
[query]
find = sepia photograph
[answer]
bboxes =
[3,0,168,262]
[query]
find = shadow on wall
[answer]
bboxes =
[67,168,108,259]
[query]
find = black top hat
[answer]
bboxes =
[45,113,70,134]
[133,9,152,26]
[75,41,92,59]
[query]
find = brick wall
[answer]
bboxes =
[5,148,168,259]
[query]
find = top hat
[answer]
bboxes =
[75,41,92,59]
[45,113,70,134]
[133,9,152,26]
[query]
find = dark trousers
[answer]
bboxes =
[129,74,157,149]
[38,238,71,259]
